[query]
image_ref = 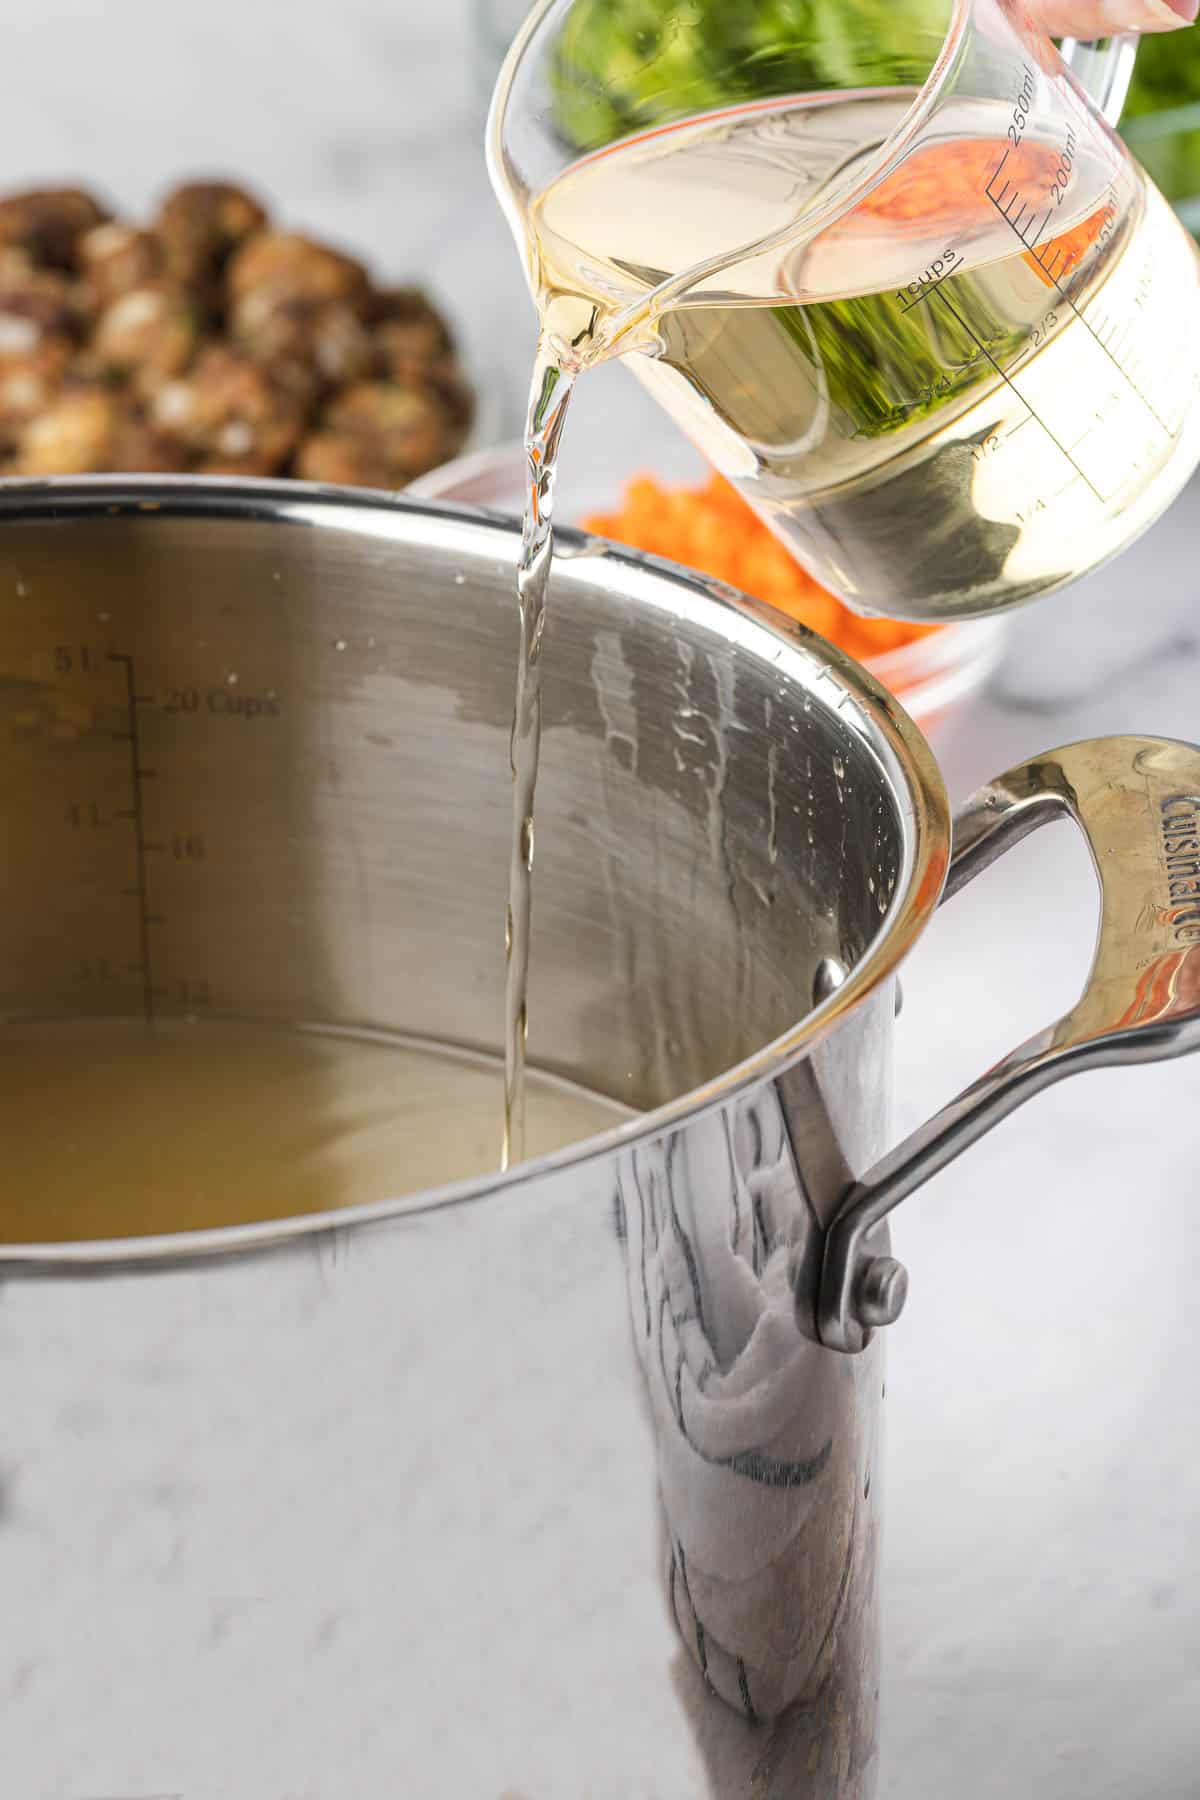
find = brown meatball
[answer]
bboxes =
[0,265,81,341]
[0,246,35,285]
[228,231,368,312]
[0,340,73,438]
[87,282,201,395]
[151,345,304,475]
[78,222,165,310]
[0,180,477,487]
[293,431,386,488]
[297,382,459,489]
[11,384,121,474]
[234,294,374,390]
[109,415,189,474]
[254,351,323,415]
[368,289,473,436]
[0,188,110,271]
[156,181,269,295]
[0,268,81,432]
[421,359,475,437]
[9,380,188,475]
[370,287,455,384]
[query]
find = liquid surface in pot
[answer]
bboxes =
[0,1019,629,1244]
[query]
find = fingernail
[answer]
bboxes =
[1096,0,1194,28]
[1138,0,1197,25]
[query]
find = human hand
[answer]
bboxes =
[1036,0,1197,35]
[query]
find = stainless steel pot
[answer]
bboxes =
[2,478,1198,1798]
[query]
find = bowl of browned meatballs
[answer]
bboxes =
[0,182,476,488]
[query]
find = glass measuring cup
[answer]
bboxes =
[488,0,1200,619]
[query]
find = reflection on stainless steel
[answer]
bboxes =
[812,954,847,1009]
[819,736,1200,1353]
[613,1088,884,1790]
[0,480,1195,1795]
[0,477,937,1798]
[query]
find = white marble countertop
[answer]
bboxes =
[5,2,1198,1792]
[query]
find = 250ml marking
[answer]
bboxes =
[1008,62,1036,147]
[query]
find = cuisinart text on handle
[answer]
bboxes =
[1161,793,1200,943]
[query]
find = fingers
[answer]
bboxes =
[1036,0,1198,34]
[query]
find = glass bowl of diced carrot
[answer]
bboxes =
[410,443,1007,747]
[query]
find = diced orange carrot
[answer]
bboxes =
[580,470,945,696]
[853,616,911,652]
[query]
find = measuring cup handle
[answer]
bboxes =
[816,736,1200,1354]
[1057,32,1138,128]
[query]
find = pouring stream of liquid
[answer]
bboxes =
[503,346,576,1169]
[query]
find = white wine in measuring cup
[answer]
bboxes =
[495,34,1200,619]
[489,0,1200,1153]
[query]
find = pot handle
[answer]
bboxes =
[817,736,1200,1354]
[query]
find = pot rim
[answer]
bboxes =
[0,474,950,1271]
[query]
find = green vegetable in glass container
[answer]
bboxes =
[541,0,1197,449]
[545,0,1019,443]
[548,0,950,151]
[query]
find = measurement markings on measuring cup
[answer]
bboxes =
[986,158,1175,441]
[985,147,1058,258]
[895,248,966,316]
[108,652,160,1022]
[929,284,1107,502]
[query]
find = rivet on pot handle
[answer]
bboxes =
[817,736,1200,1354]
